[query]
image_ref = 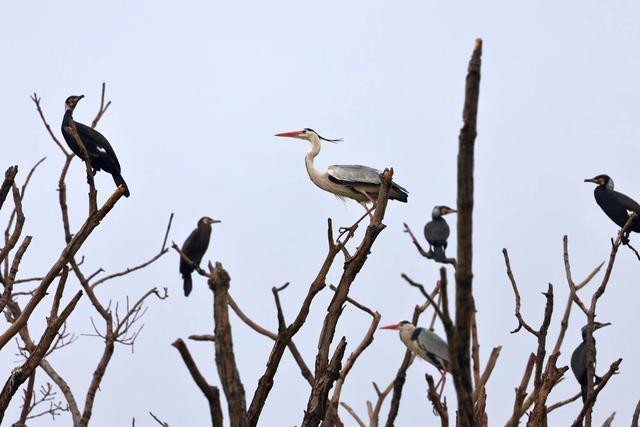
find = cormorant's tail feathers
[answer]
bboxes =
[183,274,193,297]
[433,246,447,263]
[112,174,130,197]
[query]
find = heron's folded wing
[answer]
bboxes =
[328,164,382,186]
[415,329,450,363]
[611,190,640,215]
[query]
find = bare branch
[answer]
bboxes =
[0,289,82,421]
[0,186,125,350]
[91,213,173,290]
[505,352,536,427]
[209,262,247,427]
[632,399,640,427]
[339,402,365,427]
[451,38,482,427]
[502,248,538,336]
[326,288,381,423]
[91,83,112,129]
[572,359,622,427]
[247,220,342,426]
[188,334,216,342]
[472,346,501,403]
[227,295,313,386]
[31,94,68,155]
[15,372,36,426]
[426,374,449,427]
[547,392,581,413]
[172,339,223,426]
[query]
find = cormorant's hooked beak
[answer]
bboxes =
[584,178,598,184]
[444,208,457,215]
[379,324,400,330]
[204,218,221,225]
[275,130,304,139]
[594,321,611,330]
[77,95,85,101]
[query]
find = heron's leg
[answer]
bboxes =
[355,191,377,221]
[437,370,447,396]
[337,202,376,238]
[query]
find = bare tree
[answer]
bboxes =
[0,84,170,426]
[2,40,636,427]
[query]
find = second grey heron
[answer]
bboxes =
[381,321,450,394]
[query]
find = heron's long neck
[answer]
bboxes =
[305,137,325,186]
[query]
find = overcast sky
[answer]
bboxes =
[2,1,640,425]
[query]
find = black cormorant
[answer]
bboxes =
[584,174,640,233]
[570,321,610,402]
[180,216,221,296]
[61,95,130,197]
[424,205,456,262]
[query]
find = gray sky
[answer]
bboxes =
[2,1,640,425]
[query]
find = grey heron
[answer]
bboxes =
[179,217,221,296]
[584,175,640,234]
[275,128,408,217]
[424,205,456,262]
[570,321,610,402]
[381,321,450,394]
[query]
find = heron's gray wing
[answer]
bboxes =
[415,329,450,364]
[611,190,640,215]
[327,164,382,186]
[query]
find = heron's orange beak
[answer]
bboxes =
[379,324,400,330]
[275,130,303,139]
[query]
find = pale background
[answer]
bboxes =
[2,1,640,425]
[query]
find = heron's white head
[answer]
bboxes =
[381,321,416,335]
[432,205,457,218]
[380,321,416,347]
[274,128,341,144]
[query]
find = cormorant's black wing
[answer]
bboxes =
[75,122,122,170]
[424,219,450,247]
[610,190,640,215]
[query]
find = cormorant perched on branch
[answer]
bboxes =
[61,95,130,197]
[570,321,610,402]
[424,205,456,262]
[584,174,640,233]
[180,217,221,296]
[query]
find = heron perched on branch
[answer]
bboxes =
[275,128,408,217]
[381,321,449,394]
[570,321,610,402]
[424,205,456,262]
[61,95,130,197]
[179,216,221,296]
[584,174,640,234]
